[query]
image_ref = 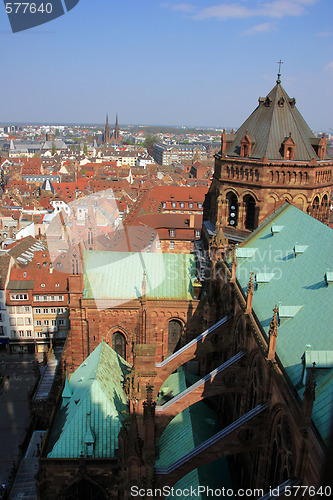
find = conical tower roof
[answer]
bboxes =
[225,79,328,161]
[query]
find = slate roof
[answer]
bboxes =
[83,251,196,301]
[47,342,131,458]
[156,369,234,498]
[230,203,333,444]
[225,81,329,161]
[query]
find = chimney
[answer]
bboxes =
[189,214,195,228]
[221,129,227,156]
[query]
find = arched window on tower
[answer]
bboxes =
[112,332,126,359]
[320,194,329,223]
[168,319,183,356]
[244,194,257,230]
[88,228,93,246]
[312,195,320,219]
[227,192,238,227]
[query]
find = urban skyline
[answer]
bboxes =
[1,0,332,130]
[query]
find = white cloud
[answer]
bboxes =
[171,3,196,13]
[324,62,333,71]
[316,31,332,37]
[258,0,317,19]
[193,3,252,20]
[187,0,319,21]
[242,22,277,36]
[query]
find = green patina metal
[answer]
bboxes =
[47,342,131,458]
[157,369,234,499]
[83,251,196,301]
[228,203,333,444]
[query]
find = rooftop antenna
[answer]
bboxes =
[277,60,283,84]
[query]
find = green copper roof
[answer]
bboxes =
[83,251,195,301]
[47,342,131,458]
[230,203,333,444]
[157,369,234,498]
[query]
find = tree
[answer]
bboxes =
[52,142,56,156]
[143,134,159,156]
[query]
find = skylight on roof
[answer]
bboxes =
[305,351,333,369]
[294,245,308,256]
[236,248,257,258]
[256,272,275,283]
[324,272,333,286]
[278,305,302,318]
[271,225,284,234]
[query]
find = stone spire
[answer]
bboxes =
[245,270,254,314]
[267,305,279,361]
[142,272,147,299]
[230,248,237,283]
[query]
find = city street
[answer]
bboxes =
[0,353,39,489]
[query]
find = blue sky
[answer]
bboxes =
[1,0,332,130]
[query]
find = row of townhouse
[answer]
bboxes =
[0,240,70,353]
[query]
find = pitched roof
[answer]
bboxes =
[83,251,196,301]
[225,81,329,161]
[6,236,45,263]
[0,253,12,290]
[231,203,333,444]
[47,342,131,458]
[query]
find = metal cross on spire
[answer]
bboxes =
[276,60,283,84]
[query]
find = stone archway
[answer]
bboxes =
[64,478,107,500]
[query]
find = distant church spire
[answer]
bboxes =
[104,113,111,144]
[114,113,120,141]
[110,113,120,144]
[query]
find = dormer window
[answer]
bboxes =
[277,97,285,107]
[318,134,327,160]
[240,131,254,158]
[282,133,295,161]
[264,97,272,107]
